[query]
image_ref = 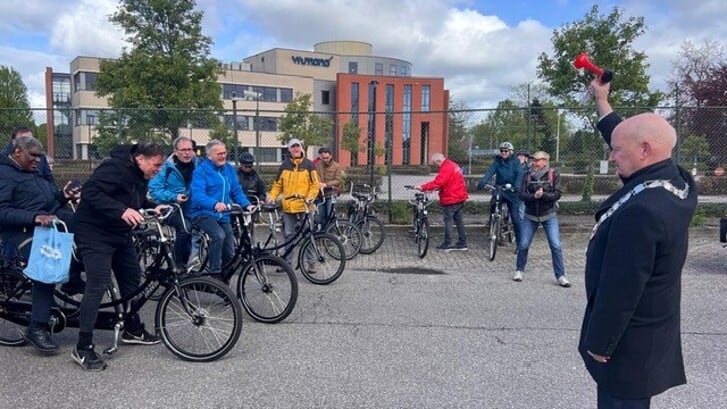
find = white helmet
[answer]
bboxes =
[499,142,514,151]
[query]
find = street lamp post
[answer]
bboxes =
[231,91,239,167]
[243,90,262,168]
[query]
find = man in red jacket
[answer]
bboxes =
[415,153,469,251]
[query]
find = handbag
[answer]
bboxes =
[23,219,74,284]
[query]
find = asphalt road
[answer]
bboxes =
[1,225,725,409]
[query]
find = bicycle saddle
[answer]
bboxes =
[260,203,281,212]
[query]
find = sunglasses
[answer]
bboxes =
[241,163,253,167]
[500,150,509,153]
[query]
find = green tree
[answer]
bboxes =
[678,134,711,169]
[536,5,663,200]
[448,100,471,164]
[278,93,334,147]
[95,0,223,147]
[477,100,529,150]
[0,66,34,143]
[341,120,363,166]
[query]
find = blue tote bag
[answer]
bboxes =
[23,220,74,284]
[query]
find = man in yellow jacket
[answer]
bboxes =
[267,138,320,269]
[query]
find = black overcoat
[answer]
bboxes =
[578,112,698,399]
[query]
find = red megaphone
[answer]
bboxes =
[573,53,613,83]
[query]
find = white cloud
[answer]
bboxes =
[49,0,126,58]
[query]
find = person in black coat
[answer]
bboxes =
[236,151,266,204]
[71,142,167,371]
[0,136,79,353]
[1,126,55,185]
[579,79,698,408]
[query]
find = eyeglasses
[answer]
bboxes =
[27,151,43,158]
[500,150,509,153]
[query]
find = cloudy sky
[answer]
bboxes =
[1,0,725,111]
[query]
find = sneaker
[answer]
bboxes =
[450,244,468,251]
[72,345,107,371]
[436,243,453,250]
[557,276,571,288]
[513,270,523,282]
[120,325,161,345]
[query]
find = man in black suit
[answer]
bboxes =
[579,79,697,408]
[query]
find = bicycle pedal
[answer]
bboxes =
[103,346,118,356]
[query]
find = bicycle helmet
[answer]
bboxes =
[499,142,514,151]
[239,152,255,164]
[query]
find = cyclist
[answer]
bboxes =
[236,151,266,204]
[2,126,55,184]
[266,138,320,271]
[515,151,569,287]
[415,153,469,251]
[315,147,344,226]
[148,136,198,268]
[71,142,168,371]
[189,140,252,278]
[476,142,525,250]
[0,136,80,353]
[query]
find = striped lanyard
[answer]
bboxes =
[589,179,689,242]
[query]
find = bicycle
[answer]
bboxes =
[181,203,299,324]
[346,183,386,254]
[257,195,346,285]
[0,207,244,362]
[404,185,434,258]
[484,184,515,261]
[316,188,363,260]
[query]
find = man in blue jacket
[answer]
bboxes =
[189,140,252,277]
[476,142,524,252]
[149,136,198,268]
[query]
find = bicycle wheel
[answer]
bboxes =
[156,276,243,362]
[326,219,362,260]
[417,218,429,258]
[0,269,31,346]
[237,255,298,323]
[487,217,500,261]
[357,216,385,254]
[299,233,346,285]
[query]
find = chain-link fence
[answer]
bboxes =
[2,105,725,218]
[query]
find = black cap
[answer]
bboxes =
[240,152,254,164]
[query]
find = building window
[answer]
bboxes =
[351,82,359,122]
[389,65,397,76]
[375,63,383,75]
[349,62,358,74]
[73,72,97,92]
[400,66,408,76]
[280,88,293,103]
[403,85,412,165]
[421,85,430,112]
[321,90,330,105]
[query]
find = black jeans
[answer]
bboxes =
[76,235,143,337]
[167,211,192,266]
[597,387,651,409]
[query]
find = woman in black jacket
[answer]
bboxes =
[71,142,167,371]
[0,136,78,353]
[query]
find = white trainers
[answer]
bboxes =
[557,276,571,288]
[513,270,523,282]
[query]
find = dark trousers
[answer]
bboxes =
[167,211,192,266]
[442,202,466,246]
[597,387,651,409]
[76,235,143,337]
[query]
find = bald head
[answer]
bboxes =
[609,113,677,178]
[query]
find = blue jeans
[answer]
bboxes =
[194,215,234,276]
[516,215,565,278]
[442,202,466,246]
